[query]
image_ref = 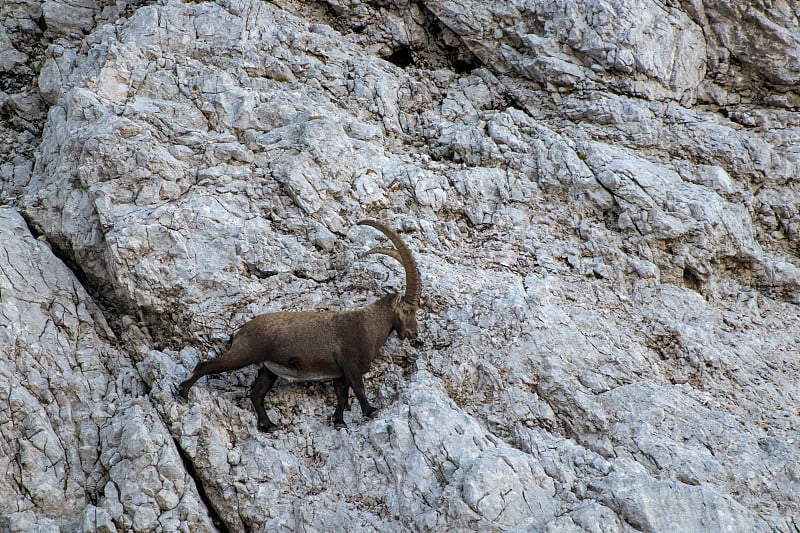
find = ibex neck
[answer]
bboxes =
[362,294,397,358]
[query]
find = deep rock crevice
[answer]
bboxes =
[173,436,230,533]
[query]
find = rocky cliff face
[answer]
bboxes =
[1,0,799,531]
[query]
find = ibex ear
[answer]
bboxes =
[393,293,403,307]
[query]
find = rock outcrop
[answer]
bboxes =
[1,0,798,531]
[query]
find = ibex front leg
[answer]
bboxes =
[332,377,350,429]
[342,364,378,420]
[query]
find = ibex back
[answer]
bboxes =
[177,219,421,432]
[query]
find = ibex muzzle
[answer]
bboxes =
[177,219,421,432]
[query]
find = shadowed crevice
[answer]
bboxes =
[173,437,232,533]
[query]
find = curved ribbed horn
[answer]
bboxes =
[363,246,402,263]
[358,219,421,306]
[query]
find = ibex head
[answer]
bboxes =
[391,293,419,341]
[358,219,421,342]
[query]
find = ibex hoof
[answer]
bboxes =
[365,407,380,419]
[257,422,279,433]
[175,384,190,403]
[334,421,347,430]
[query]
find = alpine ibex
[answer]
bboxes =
[177,219,421,432]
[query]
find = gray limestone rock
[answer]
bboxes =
[2,0,799,531]
[0,208,215,532]
[425,0,707,102]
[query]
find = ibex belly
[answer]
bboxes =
[260,361,344,383]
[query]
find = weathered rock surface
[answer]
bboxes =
[1,0,799,531]
[0,208,216,532]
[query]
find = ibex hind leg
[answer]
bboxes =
[250,367,279,433]
[176,342,262,401]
